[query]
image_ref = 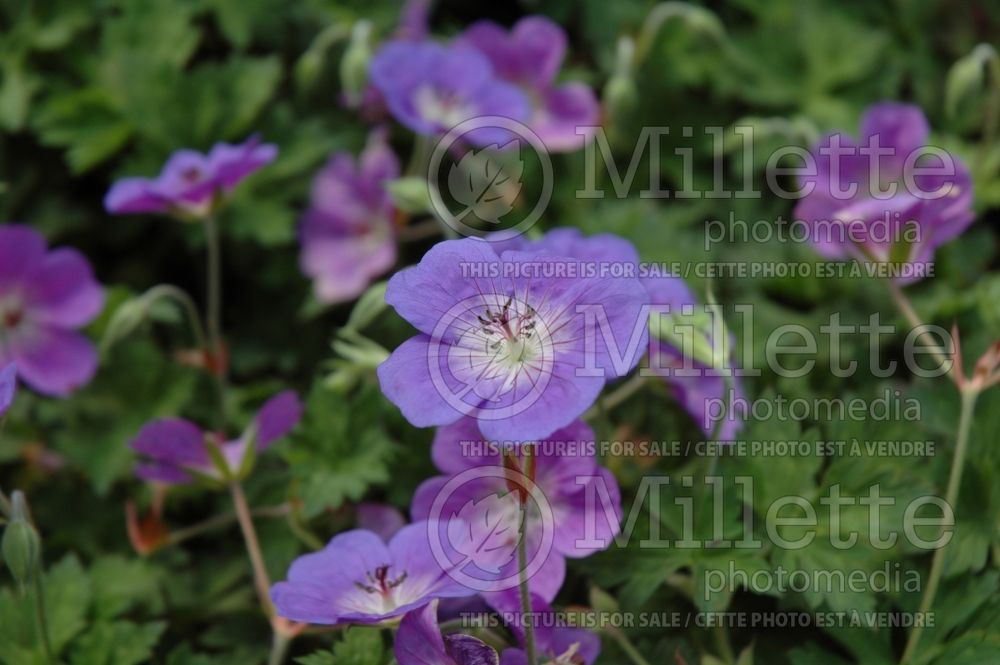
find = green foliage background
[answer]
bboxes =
[0,0,998,663]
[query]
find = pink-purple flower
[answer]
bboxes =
[458,17,600,152]
[411,417,621,602]
[369,41,531,146]
[0,225,104,397]
[0,363,16,416]
[130,390,302,484]
[299,130,399,304]
[376,237,649,441]
[395,601,499,665]
[271,523,475,625]
[104,135,277,218]
[795,103,974,283]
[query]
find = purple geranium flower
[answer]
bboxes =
[458,17,600,152]
[795,103,974,283]
[369,41,530,146]
[300,129,399,304]
[105,135,277,218]
[489,593,600,665]
[0,363,16,416]
[271,522,476,625]
[411,417,621,601]
[376,237,649,441]
[493,228,747,440]
[130,390,302,484]
[0,225,104,397]
[395,600,499,665]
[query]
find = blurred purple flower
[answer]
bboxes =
[410,417,621,601]
[357,502,407,541]
[271,522,476,625]
[489,592,600,665]
[299,129,399,304]
[396,0,431,42]
[104,135,277,218]
[376,238,649,441]
[395,600,499,665]
[0,363,16,416]
[0,225,104,397]
[458,17,600,152]
[795,103,974,284]
[131,390,302,484]
[369,41,530,146]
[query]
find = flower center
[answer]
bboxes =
[182,167,205,183]
[414,86,473,129]
[0,298,25,339]
[355,565,407,597]
[478,297,538,366]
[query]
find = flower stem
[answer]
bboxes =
[142,284,210,353]
[166,503,291,547]
[32,571,53,661]
[886,281,954,384]
[204,215,227,426]
[587,373,647,418]
[230,482,275,618]
[611,630,653,665]
[518,449,538,665]
[268,631,292,665]
[900,387,979,664]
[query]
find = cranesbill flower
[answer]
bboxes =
[410,417,621,601]
[0,225,104,396]
[368,41,530,146]
[0,363,15,416]
[395,600,499,665]
[493,228,746,439]
[377,238,649,440]
[458,17,600,152]
[794,103,974,283]
[300,130,399,304]
[271,522,475,625]
[104,135,277,218]
[490,593,600,665]
[130,390,301,484]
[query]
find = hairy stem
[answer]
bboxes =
[886,281,954,383]
[230,482,275,618]
[204,215,228,426]
[587,373,647,418]
[32,571,53,661]
[518,449,538,665]
[611,630,654,665]
[268,631,292,665]
[166,503,291,547]
[900,388,979,663]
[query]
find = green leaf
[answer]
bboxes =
[286,381,396,518]
[69,621,165,665]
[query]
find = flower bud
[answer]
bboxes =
[340,21,373,108]
[387,177,432,215]
[2,493,40,587]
